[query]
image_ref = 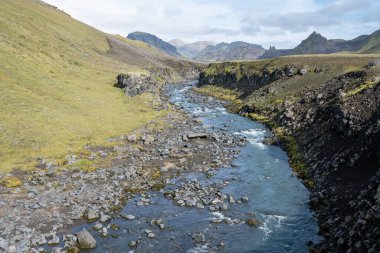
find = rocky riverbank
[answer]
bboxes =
[0,83,244,253]
[197,58,380,253]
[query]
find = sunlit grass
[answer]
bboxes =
[0,0,173,171]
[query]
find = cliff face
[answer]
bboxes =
[115,67,200,97]
[198,62,305,96]
[197,57,380,252]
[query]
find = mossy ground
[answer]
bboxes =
[0,176,22,188]
[0,0,188,171]
[194,85,242,102]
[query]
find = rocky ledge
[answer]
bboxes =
[115,67,200,97]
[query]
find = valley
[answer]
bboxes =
[1,0,380,253]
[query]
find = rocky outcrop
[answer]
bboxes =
[198,62,380,252]
[197,64,303,96]
[115,67,200,96]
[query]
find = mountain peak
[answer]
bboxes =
[127,32,181,57]
[306,31,327,41]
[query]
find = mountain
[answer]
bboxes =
[260,30,380,59]
[170,40,217,58]
[195,41,266,62]
[127,32,181,57]
[0,0,194,170]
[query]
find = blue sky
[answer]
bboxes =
[44,0,380,48]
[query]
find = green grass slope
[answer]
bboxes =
[357,30,380,54]
[0,0,191,171]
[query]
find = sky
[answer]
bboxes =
[44,0,380,49]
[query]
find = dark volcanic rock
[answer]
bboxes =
[199,66,380,252]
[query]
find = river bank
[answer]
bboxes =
[196,58,380,253]
[0,82,243,253]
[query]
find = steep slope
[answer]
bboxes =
[127,31,181,57]
[197,55,380,252]
[195,41,265,62]
[170,40,216,58]
[356,30,380,54]
[0,0,194,171]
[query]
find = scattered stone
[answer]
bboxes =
[67,247,80,253]
[122,214,136,220]
[367,59,380,68]
[128,241,138,248]
[241,197,249,203]
[100,213,111,222]
[87,209,99,222]
[48,236,60,245]
[246,219,259,227]
[31,235,47,246]
[126,135,138,142]
[93,223,103,231]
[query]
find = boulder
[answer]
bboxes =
[76,229,96,249]
[87,209,99,222]
[192,233,205,243]
[367,59,380,68]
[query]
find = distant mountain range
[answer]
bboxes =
[127,29,380,61]
[259,30,380,59]
[169,39,216,58]
[194,41,266,62]
[127,32,181,57]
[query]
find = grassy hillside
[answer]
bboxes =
[0,0,192,171]
[357,30,380,54]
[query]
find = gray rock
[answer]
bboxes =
[142,135,155,145]
[100,213,111,222]
[129,241,138,248]
[76,229,96,249]
[48,236,60,245]
[241,197,249,203]
[299,69,308,75]
[367,59,380,68]
[122,214,136,220]
[192,233,205,243]
[87,209,99,222]
[93,223,103,231]
[31,235,47,246]
[126,135,138,142]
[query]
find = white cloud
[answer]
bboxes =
[43,0,380,48]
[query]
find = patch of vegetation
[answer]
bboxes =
[64,159,96,172]
[248,113,270,123]
[346,81,376,97]
[194,85,242,102]
[0,176,22,188]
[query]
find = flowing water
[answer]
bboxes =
[73,82,320,252]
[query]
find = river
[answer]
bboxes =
[73,82,320,252]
